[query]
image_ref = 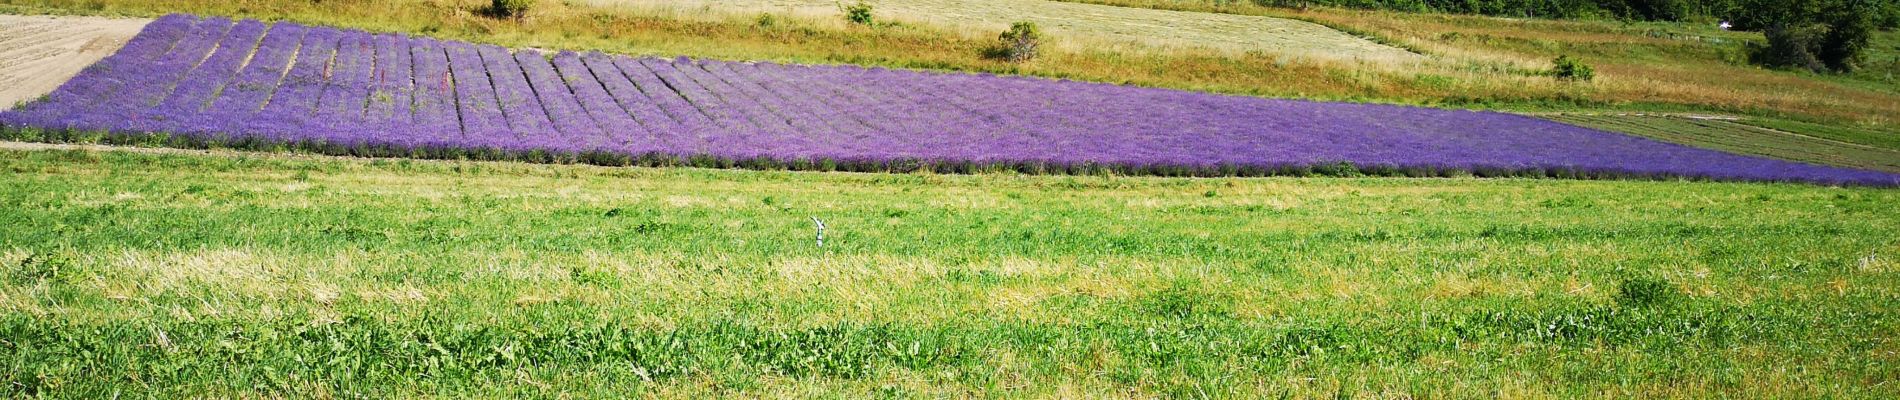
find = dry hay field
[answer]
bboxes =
[0,14,148,110]
[577,0,1423,62]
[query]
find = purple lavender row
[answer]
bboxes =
[735,63,883,160]
[252,26,342,142]
[312,30,379,142]
[638,57,763,156]
[196,22,306,136]
[443,41,511,149]
[705,62,846,158]
[552,51,644,151]
[581,51,682,155]
[610,56,717,155]
[5,15,1898,186]
[515,50,604,151]
[363,33,415,141]
[148,20,268,134]
[407,38,460,145]
[478,44,555,142]
[94,17,234,133]
[3,15,198,127]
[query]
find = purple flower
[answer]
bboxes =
[4,14,1897,187]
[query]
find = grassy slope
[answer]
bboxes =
[2,147,1898,397]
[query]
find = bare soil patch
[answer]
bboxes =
[0,14,150,110]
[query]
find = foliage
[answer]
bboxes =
[1743,0,1877,72]
[843,1,874,25]
[996,21,1042,62]
[1550,55,1596,81]
[1127,0,1900,24]
[1756,22,1829,71]
[487,0,533,20]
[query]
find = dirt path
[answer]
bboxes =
[0,14,151,110]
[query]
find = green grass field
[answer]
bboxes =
[3,147,1897,397]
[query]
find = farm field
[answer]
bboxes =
[580,0,1423,62]
[5,15,1896,185]
[0,0,1898,397]
[3,147,1899,397]
[3,0,1896,171]
[0,14,145,109]
[1543,114,1900,174]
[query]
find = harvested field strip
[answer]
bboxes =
[0,14,148,110]
[2,15,1897,186]
[1543,114,1900,174]
[577,0,1421,62]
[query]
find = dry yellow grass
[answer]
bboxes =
[578,0,1423,63]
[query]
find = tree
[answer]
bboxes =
[1819,0,1876,71]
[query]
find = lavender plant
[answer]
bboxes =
[4,15,1897,186]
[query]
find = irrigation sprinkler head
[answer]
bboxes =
[811,216,826,247]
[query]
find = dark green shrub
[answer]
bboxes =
[997,21,1042,62]
[843,2,874,25]
[489,0,534,20]
[1551,55,1596,81]
[1755,23,1830,71]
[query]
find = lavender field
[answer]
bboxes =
[2,14,1895,186]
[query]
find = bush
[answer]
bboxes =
[1740,0,1876,73]
[489,0,534,20]
[1550,55,1596,81]
[997,21,1042,63]
[843,2,874,25]
[1755,23,1829,71]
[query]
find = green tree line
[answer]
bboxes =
[1249,0,1897,28]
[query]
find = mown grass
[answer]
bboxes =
[2,147,1897,397]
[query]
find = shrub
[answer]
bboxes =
[1755,23,1829,71]
[489,0,534,20]
[1740,0,1875,73]
[843,2,874,25]
[1550,55,1596,81]
[997,21,1042,62]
